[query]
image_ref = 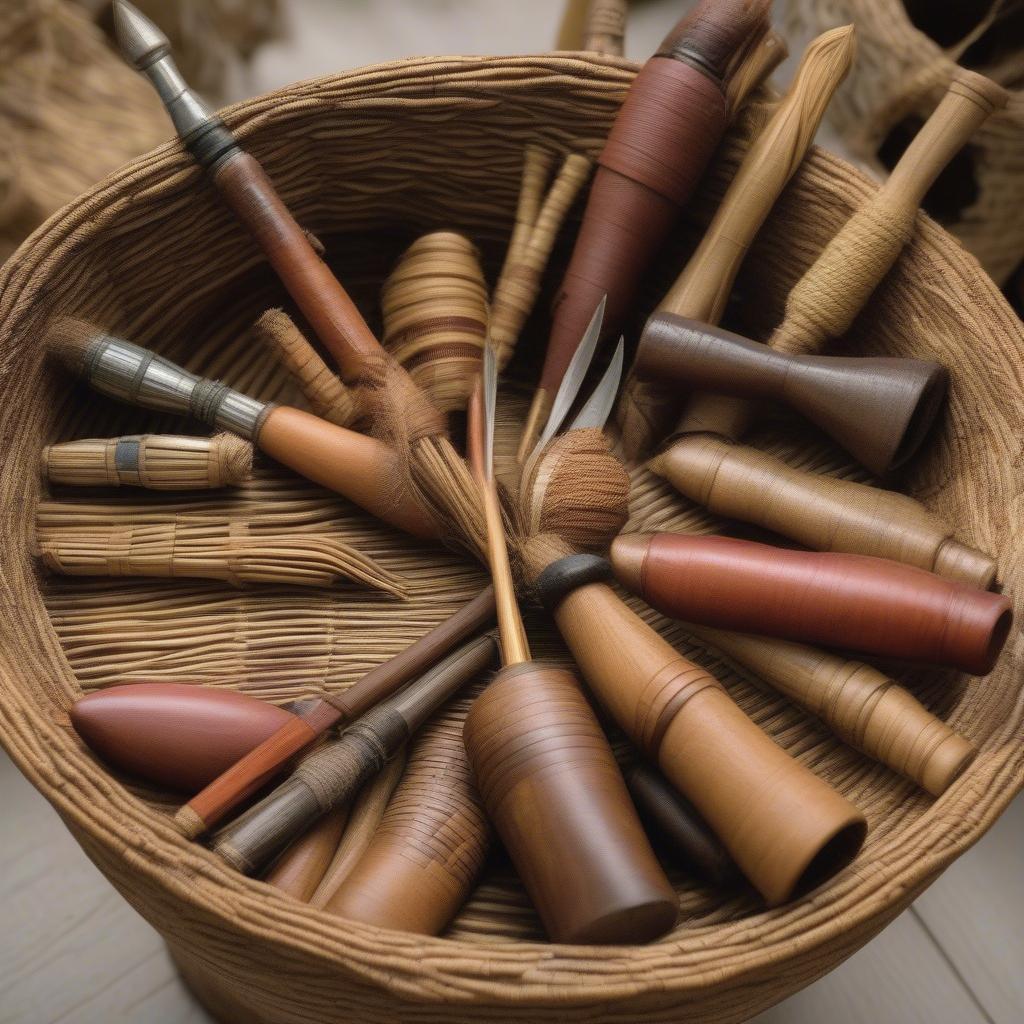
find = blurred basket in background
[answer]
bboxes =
[0,53,1022,1024]
[782,0,1024,286]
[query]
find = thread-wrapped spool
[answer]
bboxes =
[326,693,490,934]
[613,533,1013,676]
[650,433,997,588]
[41,433,252,490]
[523,533,867,907]
[380,232,488,414]
[463,661,679,943]
[687,625,977,796]
[520,428,629,552]
[529,0,769,441]
[35,517,405,597]
[256,310,356,427]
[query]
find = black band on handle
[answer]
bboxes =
[535,554,613,611]
[186,117,240,170]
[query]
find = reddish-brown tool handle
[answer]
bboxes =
[214,153,382,382]
[614,533,1013,675]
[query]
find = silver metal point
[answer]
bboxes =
[568,335,624,433]
[112,0,170,70]
[482,341,499,481]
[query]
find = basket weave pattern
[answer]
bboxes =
[0,55,1022,1023]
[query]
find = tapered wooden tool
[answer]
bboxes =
[685,625,977,796]
[113,0,486,558]
[616,24,857,458]
[518,0,771,460]
[176,587,496,838]
[212,634,497,876]
[464,349,678,944]
[325,693,490,935]
[47,320,438,540]
[71,683,301,792]
[525,534,867,906]
[637,313,947,475]
[264,805,350,901]
[651,433,996,588]
[613,533,1012,675]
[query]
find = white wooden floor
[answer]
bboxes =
[2,2,1021,1022]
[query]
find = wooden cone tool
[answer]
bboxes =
[463,348,678,944]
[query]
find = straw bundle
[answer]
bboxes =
[782,0,1024,284]
[3,53,1023,1024]
[41,433,253,490]
[0,0,167,262]
[381,232,489,413]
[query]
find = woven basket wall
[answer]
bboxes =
[781,0,1024,286]
[1,55,1022,1024]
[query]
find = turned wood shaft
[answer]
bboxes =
[613,533,1012,675]
[463,662,679,942]
[264,805,349,901]
[548,580,866,905]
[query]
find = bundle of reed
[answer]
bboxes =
[616,23,858,458]
[35,509,405,597]
[0,0,166,263]
[41,433,252,490]
[381,232,489,413]
[488,146,593,371]
[256,310,357,427]
[87,0,282,100]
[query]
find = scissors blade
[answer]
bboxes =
[567,336,624,432]
[530,294,606,461]
[482,340,498,480]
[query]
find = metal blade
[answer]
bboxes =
[482,341,498,481]
[530,294,606,460]
[567,336,624,432]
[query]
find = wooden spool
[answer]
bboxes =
[4,54,1022,1024]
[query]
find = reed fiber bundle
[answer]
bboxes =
[35,498,406,597]
[0,0,167,263]
[4,54,1023,1024]
[783,0,1024,285]
[381,232,489,413]
[42,432,253,490]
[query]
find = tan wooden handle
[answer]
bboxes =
[257,406,440,540]
[582,0,628,55]
[689,625,977,796]
[771,69,1009,356]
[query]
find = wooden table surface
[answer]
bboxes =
[2,2,1020,1022]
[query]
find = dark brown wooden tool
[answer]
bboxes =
[176,587,496,837]
[526,535,867,907]
[518,0,771,458]
[325,692,490,935]
[211,634,497,876]
[465,354,679,944]
[637,313,947,475]
[612,532,1012,675]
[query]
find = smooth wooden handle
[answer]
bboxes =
[770,70,1009,356]
[326,695,489,934]
[688,625,977,796]
[550,582,866,905]
[214,153,382,381]
[652,433,997,588]
[257,405,439,539]
[582,0,628,55]
[463,662,679,943]
[264,805,349,901]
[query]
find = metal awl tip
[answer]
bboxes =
[112,0,171,70]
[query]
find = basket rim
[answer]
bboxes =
[1,52,1022,1009]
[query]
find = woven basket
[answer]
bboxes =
[2,55,1023,1023]
[781,0,1024,286]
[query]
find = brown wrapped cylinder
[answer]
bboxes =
[613,533,1013,676]
[41,433,252,490]
[381,232,488,414]
[534,567,867,906]
[637,313,947,475]
[264,806,349,902]
[463,662,679,943]
[651,433,996,588]
[687,625,977,796]
[536,0,766,401]
[326,695,490,935]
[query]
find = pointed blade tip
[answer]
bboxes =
[111,0,171,68]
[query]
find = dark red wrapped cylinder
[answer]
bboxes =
[612,533,1013,676]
